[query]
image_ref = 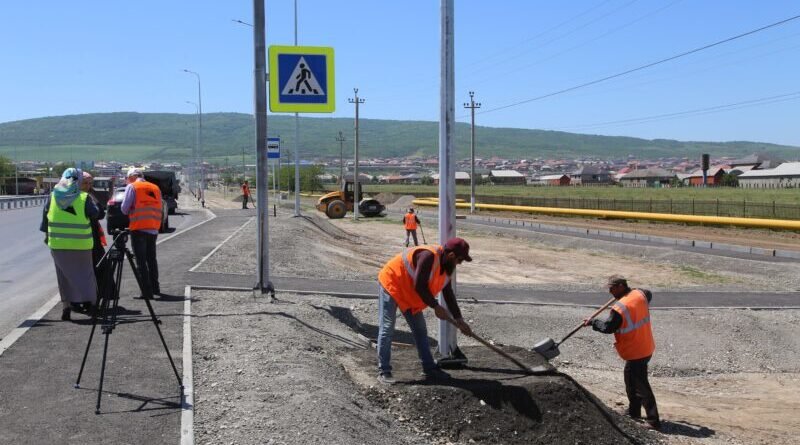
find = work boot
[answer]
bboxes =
[643,420,662,431]
[421,367,451,382]
[61,307,71,321]
[377,372,396,385]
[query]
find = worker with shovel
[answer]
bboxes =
[584,275,661,431]
[402,208,420,247]
[376,238,473,385]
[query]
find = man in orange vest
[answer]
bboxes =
[402,207,420,247]
[121,168,163,299]
[241,180,251,209]
[584,275,661,430]
[376,237,473,385]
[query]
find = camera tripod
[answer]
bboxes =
[75,229,183,414]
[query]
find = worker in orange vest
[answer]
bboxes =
[121,168,163,299]
[402,207,420,247]
[584,275,661,431]
[241,180,251,209]
[376,237,473,385]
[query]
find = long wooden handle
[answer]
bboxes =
[443,314,530,372]
[558,297,617,345]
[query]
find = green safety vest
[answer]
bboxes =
[47,192,93,250]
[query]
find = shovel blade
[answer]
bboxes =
[532,337,560,360]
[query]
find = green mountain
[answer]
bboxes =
[0,112,797,163]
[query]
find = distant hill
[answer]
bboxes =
[1,112,798,163]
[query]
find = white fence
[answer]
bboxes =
[0,196,47,210]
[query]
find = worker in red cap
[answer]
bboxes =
[375,237,473,385]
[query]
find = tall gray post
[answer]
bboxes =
[292,0,301,216]
[463,91,481,214]
[349,89,364,221]
[437,0,458,358]
[253,0,274,296]
[336,131,346,185]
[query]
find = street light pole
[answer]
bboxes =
[185,100,200,196]
[183,69,203,203]
[293,0,301,216]
[335,131,346,185]
[463,91,481,214]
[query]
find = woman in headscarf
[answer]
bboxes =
[39,168,100,321]
[80,171,109,294]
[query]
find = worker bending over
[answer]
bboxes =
[376,238,473,385]
[584,275,661,431]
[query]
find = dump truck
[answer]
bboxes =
[316,180,385,219]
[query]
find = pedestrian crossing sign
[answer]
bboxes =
[269,45,335,113]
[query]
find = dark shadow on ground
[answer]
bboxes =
[659,420,715,438]
[71,386,182,415]
[312,304,439,348]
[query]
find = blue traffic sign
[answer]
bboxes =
[269,46,335,113]
[267,137,280,159]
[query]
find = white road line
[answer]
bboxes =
[181,285,194,445]
[188,217,254,272]
[159,208,217,244]
[0,293,60,357]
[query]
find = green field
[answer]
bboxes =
[363,184,800,205]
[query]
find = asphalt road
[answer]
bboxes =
[0,205,199,340]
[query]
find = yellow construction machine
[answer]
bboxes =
[316,180,385,219]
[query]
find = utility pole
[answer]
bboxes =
[463,91,481,214]
[335,131,346,185]
[293,0,301,217]
[348,89,364,221]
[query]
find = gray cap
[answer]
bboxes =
[606,274,627,287]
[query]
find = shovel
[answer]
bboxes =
[533,297,616,360]
[442,313,550,375]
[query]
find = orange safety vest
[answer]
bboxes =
[404,213,418,230]
[378,245,450,314]
[242,184,250,196]
[129,180,163,232]
[98,224,107,247]
[611,289,655,361]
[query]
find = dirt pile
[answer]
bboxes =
[192,291,656,444]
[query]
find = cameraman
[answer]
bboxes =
[121,168,163,298]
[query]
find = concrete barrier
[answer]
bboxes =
[0,196,46,211]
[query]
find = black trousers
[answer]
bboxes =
[131,232,159,298]
[404,229,418,247]
[624,355,660,423]
[242,195,249,208]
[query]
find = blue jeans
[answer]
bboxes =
[377,285,436,374]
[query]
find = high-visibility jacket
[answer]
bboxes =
[404,213,418,230]
[611,289,655,360]
[129,180,163,232]
[242,184,250,196]
[378,245,450,314]
[47,192,93,250]
[98,225,107,247]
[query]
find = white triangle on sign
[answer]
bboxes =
[281,56,325,96]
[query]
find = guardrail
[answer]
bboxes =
[0,196,47,210]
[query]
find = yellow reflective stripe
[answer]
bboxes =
[129,215,162,222]
[48,232,93,239]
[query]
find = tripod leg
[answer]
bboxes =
[141,297,183,389]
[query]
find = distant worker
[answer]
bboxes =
[402,208,420,247]
[584,275,661,431]
[241,180,251,209]
[40,168,99,321]
[376,237,474,385]
[121,168,163,298]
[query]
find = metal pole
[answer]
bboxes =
[438,0,458,359]
[349,89,364,221]
[14,146,18,195]
[183,69,203,197]
[463,91,480,214]
[293,0,301,216]
[253,0,273,296]
[185,101,200,196]
[336,131,346,185]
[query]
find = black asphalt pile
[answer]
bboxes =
[192,291,656,444]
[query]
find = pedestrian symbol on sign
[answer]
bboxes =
[283,58,323,95]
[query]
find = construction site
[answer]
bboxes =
[186,191,800,445]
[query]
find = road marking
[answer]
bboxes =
[188,217,254,272]
[159,208,216,244]
[181,285,194,445]
[0,293,60,357]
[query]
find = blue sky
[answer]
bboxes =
[2,1,800,146]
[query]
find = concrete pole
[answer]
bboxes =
[349,89,364,221]
[437,0,458,358]
[293,0,301,216]
[253,0,274,296]
[463,91,480,214]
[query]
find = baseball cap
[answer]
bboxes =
[606,275,627,287]
[444,237,472,262]
[127,167,143,178]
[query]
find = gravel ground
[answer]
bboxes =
[191,197,800,444]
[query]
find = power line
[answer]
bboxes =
[552,90,800,131]
[479,13,800,116]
